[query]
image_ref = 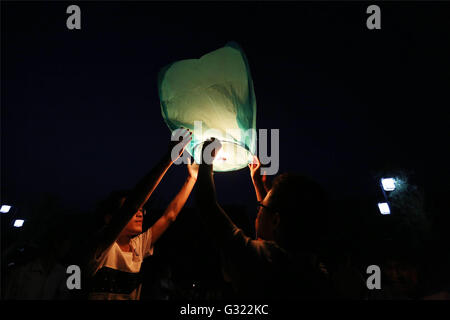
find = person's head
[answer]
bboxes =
[255,173,330,253]
[383,258,419,297]
[96,190,144,237]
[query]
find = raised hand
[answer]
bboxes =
[248,155,268,202]
[168,127,192,163]
[187,157,199,181]
[201,138,222,165]
[248,155,262,179]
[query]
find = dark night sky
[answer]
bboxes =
[2,2,450,215]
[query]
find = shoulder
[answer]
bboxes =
[227,228,288,264]
[132,227,152,245]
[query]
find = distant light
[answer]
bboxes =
[381,178,396,191]
[13,219,25,228]
[1,205,12,213]
[378,203,391,215]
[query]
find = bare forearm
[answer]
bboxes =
[151,176,196,243]
[252,175,267,202]
[163,176,196,221]
[100,153,173,250]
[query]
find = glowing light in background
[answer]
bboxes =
[378,202,391,215]
[13,219,25,228]
[381,178,396,191]
[0,205,12,213]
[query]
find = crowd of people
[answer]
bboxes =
[2,129,449,300]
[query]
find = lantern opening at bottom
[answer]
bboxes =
[192,140,254,172]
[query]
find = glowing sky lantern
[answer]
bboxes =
[158,42,257,172]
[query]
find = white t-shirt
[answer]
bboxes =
[88,227,154,300]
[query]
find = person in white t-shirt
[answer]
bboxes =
[84,128,197,300]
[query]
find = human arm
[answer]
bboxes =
[150,158,198,244]
[196,139,240,247]
[248,156,268,202]
[90,129,192,259]
[196,141,282,292]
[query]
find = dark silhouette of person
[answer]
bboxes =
[196,138,334,299]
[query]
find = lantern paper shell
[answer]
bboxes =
[158,42,257,172]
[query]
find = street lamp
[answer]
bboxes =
[378,202,391,215]
[1,205,12,213]
[13,219,25,228]
[381,178,396,191]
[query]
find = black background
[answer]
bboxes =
[1,1,450,301]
